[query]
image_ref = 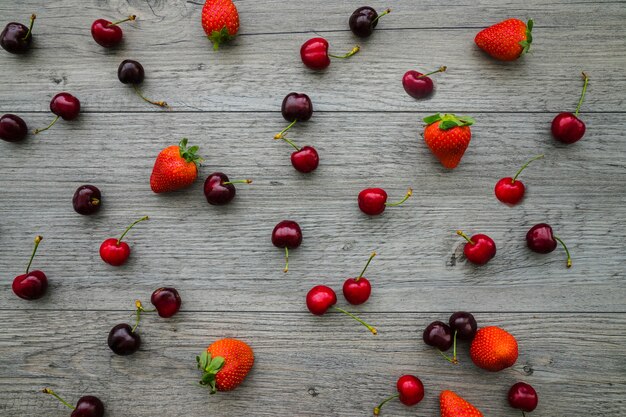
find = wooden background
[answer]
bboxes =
[1,0,625,415]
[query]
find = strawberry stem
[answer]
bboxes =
[356,252,376,282]
[274,119,297,139]
[108,15,136,27]
[222,179,252,185]
[373,393,399,415]
[23,14,36,40]
[332,306,377,335]
[275,134,301,151]
[512,154,544,183]
[417,66,447,78]
[33,115,60,134]
[371,8,391,25]
[456,230,475,245]
[132,85,170,109]
[384,188,412,207]
[574,72,589,116]
[42,388,75,410]
[329,45,360,59]
[25,235,43,274]
[554,236,572,268]
[117,216,149,245]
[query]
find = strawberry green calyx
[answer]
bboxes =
[208,27,233,51]
[423,113,475,131]
[197,350,226,394]
[178,138,204,166]
[519,19,533,55]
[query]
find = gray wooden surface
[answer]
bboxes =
[0,1,625,416]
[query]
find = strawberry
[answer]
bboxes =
[150,138,202,193]
[422,113,474,169]
[440,390,483,417]
[197,338,254,393]
[470,326,518,371]
[475,18,533,61]
[201,0,240,50]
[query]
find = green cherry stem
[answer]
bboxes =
[554,236,572,268]
[108,15,136,27]
[117,216,149,245]
[371,8,391,25]
[283,247,289,273]
[373,393,399,415]
[274,119,297,139]
[33,115,60,134]
[274,134,301,151]
[332,306,378,335]
[42,388,75,410]
[131,300,156,333]
[437,331,458,364]
[512,154,544,183]
[132,85,170,109]
[223,179,252,185]
[355,252,376,282]
[384,188,412,207]
[23,14,36,40]
[522,412,527,417]
[418,66,447,78]
[575,72,590,116]
[329,45,360,59]
[456,230,474,245]
[25,235,43,274]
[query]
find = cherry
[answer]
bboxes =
[151,287,182,318]
[448,311,477,340]
[526,223,572,268]
[373,374,424,415]
[91,15,136,48]
[358,187,412,216]
[300,37,359,70]
[508,382,539,414]
[72,185,102,215]
[118,59,169,108]
[42,388,104,417]
[107,323,141,355]
[34,93,80,134]
[552,72,589,144]
[203,172,252,205]
[275,92,313,139]
[0,114,28,142]
[306,285,377,335]
[272,220,302,272]
[12,235,47,300]
[402,66,447,99]
[495,155,544,205]
[342,252,376,305]
[456,230,496,265]
[349,7,391,38]
[274,135,319,173]
[1,14,35,54]
[100,216,149,266]
[423,321,457,363]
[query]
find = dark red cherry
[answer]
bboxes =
[402,67,446,99]
[349,7,390,38]
[203,172,251,205]
[0,113,28,142]
[72,185,102,215]
[12,235,47,300]
[151,287,182,318]
[43,388,105,417]
[552,72,589,144]
[91,15,135,48]
[272,220,302,272]
[448,311,477,340]
[35,93,80,134]
[282,92,313,122]
[526,223,572,267]
[1,15,35,54]
[107,323,141,355]
[118,59,145,84]
[508,382,538,413]
[423,321,453,351]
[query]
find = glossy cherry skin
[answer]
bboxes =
[72,395,105,417]
[508,382,538,412]
[99,238,130,266]
[282,93,313,122]
[397,375,425,406]
[551,112,585,144]
[1,22,32,54]
[306,285,337,315]
[91,19,123,48]
[342,277,371,305]
[291,146,319,173]
[118,59,144,84]
[495,177,525,205]
[107,323,141,355]
[204,172,236,205]
[51,93,80,120]
[462,234,496,265]
[526,223,557,253]
[272,220,302,249]
[0,114,28,142]
[423,321,453,351]
[151,287,182,318]
[402,71,435,99]
[12,270,47,300]
[73,185,102,215]
[349,7,379,38]
[448,311,477,340]
[358,188,387,215]
[300,38,331,70]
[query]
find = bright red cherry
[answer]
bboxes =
[552,72,589,144]
[456,230,496,265]
[526,223,571,268]
[100,216,149,266]
[300,37,359,70]
[12,235,47,300]
[275,92,313,139]
[91,15,135,48]
[306,285,377,334]
[272,220,302,272]
[151,287,182,318]
[43,388,104,417]
[358,187,412,215]
[373,375,424,415]
[274,135,319,173]
[342,252,376,305]
[495,155,544,205]
[0,114,28,142]
[402,66,447,99]
[34,93,80,134]
[508,382,538,413]
[203,172,252,205]
[1,14,35,54]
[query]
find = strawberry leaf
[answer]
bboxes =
[208,356,225,372]
[439,120,460,130]
[435,114,475,130]
[208,27,233,51]
[178,138,204,166]
[520,19,534,55]
[198,351,209,370]
[423,113,443,125]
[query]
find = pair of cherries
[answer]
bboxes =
[423,312,478,364]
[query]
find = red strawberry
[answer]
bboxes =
[440,390,483,417]
[470,326,518,371]
[475,18,533,61]
[150,138,203,193]
[423,113,474,169]
[197,338,254,393]
[201,0,240,50]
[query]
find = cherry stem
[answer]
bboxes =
[108,15,137,27]
[356,252,377,281]
[23,14,36,40]
[371,8,391,26]
[33,115,60,134]
[25,235,43,274]
[373,393,399,415]
[417,66,447,78]
[275,134,301,151]
[283,247,289,273]
[522,412,527,417]
[132,300,144,333]
[117,216,149,245]
[456,230,475,245]
[575,72,589,116]
[132,85,170,109]
[274,119,297,140]
[512,154,544,183]
[332,306,377,335]
[91,198,101,205]
[329,45,360,59]
[222,179,252,185]
[437,331,458,364]
[554,236,572,268]
[42,388,75,410]
[384,188,412,207]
